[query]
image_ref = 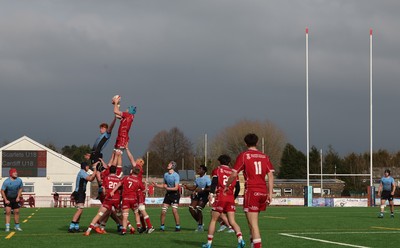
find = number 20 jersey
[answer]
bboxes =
[233,149,275,193]
[211,165,237,202]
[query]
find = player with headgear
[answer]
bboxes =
[1,168,23,232]
[152,161,181,232]
[110,95,136,174]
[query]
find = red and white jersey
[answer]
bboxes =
[212,165,237,202]
[103,174,121,200]
[233,149,275,192]
[122,174,144,199]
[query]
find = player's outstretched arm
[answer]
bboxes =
[107,116,117,133]
[113,96,122,116]
[125,145,136,166]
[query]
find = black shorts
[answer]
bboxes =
[191,192,209,204]
[4,198,21,210]
[381,191,394,201]
[163,191,180,205]
[90,152,103,165]
[72,191,86,204]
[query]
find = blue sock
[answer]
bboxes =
[15,223,20,228]
[176,225,180,229]
[69,222,75,229]
[74,222,80,230]
[6,223,10,228]
[160,224,165,230]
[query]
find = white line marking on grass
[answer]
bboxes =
[285,231,400,235]
[279,233,371,248]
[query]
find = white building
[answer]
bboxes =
[0,136,90,207]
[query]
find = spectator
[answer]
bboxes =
[53,192,60,208]
[28,195,35,208]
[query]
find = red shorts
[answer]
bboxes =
[99,193,106,203]
[122,198,138,210]
[102,198,120,211]
[243,189,268,213]
[115,136,129,149]
[212,199,236,213]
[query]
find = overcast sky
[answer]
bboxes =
[1,1,400,159]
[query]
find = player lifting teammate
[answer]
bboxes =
[84,166,121,236]
[125,145,155,234]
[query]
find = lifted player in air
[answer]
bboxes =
[225,133,275,248]
[202,155,244,248]
[183,164,211,232]
[90,117,116,167]
[152,161,181,232]
[111,95,136,174]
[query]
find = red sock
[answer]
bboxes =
[144,216,152,228]
[208,235,214,242]
[236,232,242,238]
[140,215,146,227]
[253,238,262,248]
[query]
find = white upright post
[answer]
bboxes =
[306,27,310,187]
[205,134,208,167]
[146,151,149,197]
[320,149,323,197]
[262,137,265,153]
[370,29,373,187]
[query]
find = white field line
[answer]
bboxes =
[279,233,371,248]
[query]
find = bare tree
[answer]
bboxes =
[208,119,287,170]
[146,127,193,176]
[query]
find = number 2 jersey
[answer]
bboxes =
[211,165,238,202]
[233,148,275,193]
[102,174,121,201]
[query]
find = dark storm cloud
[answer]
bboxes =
[1,0,399,157]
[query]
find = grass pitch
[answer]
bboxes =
[0,206,398,247]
